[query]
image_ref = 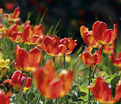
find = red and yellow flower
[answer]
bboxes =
[3,70,32,92]
[33,60,73,99]
[14,45,42,71]
[93,21,118,44]
[0,90,9,104]
[80,25,99,48]
[88,77,121,103]
[22,23,44,44]
[39,35,76,56]
[0,7,20,23]
[79,46,101,66]
[6,24,23,43]
[60,37,77,54]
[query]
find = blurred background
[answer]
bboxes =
[1,0,121,49]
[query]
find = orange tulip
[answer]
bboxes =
[3,7,20,23]
[79,46,101,66]
[60,37,77,54]
[40,35,76,56]
[80,25,99,48]
[0,90,9,104]
[33,60,73,99]
[93,21,118,44]
[7,24,23,43]
[14,45,42,71]
[88,77,121,103]
[22,24,44,44]
[109,51,121,69]
[3,70,32,92]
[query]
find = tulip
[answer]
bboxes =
[88,77,121,103]
[80,25,99,48]
[3,70,32,92]
[79,46,101,66]
[14,45,42,71]
[40,35,76,56]
[33,60,73,99]
[93,21,118,44]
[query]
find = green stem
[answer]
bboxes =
[92,65,97,78]
[35,94,41,104]
[63,54,65,69]
[88,66,92,104]
[53,56,55,62]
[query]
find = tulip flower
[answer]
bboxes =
[3,7,20,23]
[109,51,121,69]
[40,35,76,56]
[60,37,77,54]
[0,90,9,104]
[7,24,23,43]
[88,77,121,103]
[14,45,42,72]
[80,25,99,48]
[11,7,20,19]
[33,60,73,99]
[22,24,44,44]
[79,46,101,66]
[93,21,118,44]
[3,70,32,92]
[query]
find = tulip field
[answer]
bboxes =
[0,7,121,104]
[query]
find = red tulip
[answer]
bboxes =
[80,25,99,48]
[88,77,121,103]
[33,60,73,99]
[12,7,20,19]
[93,21,118,44]
[3,70,32,92]
[60,37,77,54]
[22,24,44,44]
[7,24,23,43]
[14,45,42,71]
[40,35,76,56]
[79,46,101,66]
[0,90,9,104]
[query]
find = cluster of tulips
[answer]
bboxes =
[0,7,121,104]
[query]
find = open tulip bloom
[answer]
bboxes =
[39,35,77,56]
[0,7,20,23]
[80,25,99,48]
[33,60,73,99]
[79,46,101,66]
[80,21,118,47]
[93,21,118,44]
[3,70,32,92]
[88,77,121,104]
[14,45,42,72]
